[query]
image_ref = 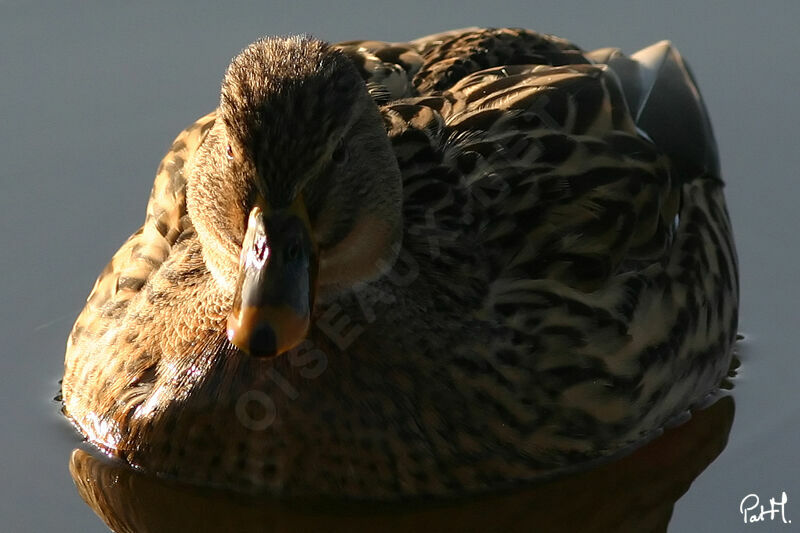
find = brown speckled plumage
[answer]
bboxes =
[62,28,738,499]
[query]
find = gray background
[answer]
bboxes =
[1,1,798,531]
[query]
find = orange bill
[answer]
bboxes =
[227,195,318,357]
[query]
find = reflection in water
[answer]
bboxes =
[69,396,733,533]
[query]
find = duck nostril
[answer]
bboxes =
[286,239,300,261]
[252,234,269,264]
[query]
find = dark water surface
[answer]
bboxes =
[2,1,798,531]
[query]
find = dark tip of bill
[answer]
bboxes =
[250,323,277,357]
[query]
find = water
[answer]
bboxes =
[2,1,798,531]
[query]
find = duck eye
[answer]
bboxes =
[226,144,234,160]
[332,141,347,164]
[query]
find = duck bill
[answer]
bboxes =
[227,195,317,357]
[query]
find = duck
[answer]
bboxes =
[62,27,738,500]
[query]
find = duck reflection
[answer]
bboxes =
[69,395,733,533]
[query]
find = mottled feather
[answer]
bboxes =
[62,28,738,500]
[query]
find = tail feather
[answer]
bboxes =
[594,41,720,180]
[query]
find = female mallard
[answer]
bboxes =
[62,28,738,499]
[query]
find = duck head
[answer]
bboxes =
[185,36,402,357]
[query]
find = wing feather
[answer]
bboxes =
[70,113,215,347]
